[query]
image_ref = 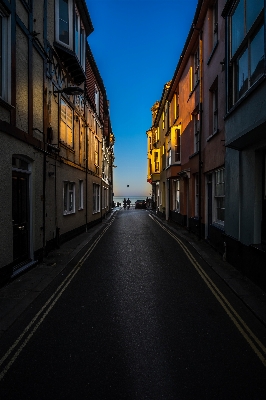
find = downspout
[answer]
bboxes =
[198,30,203,240]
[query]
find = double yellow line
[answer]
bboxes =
[0,216,116,381]
[149,214,266,367]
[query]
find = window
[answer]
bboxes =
[56,0,86,69]
[212,1,218,48]
[60,99,73,146]
[193,110,200,152]
[174,180,180,212]
[215,168,225,223]
[194,47,200,86]
[95,85,100,116]
[93,183,100,213]
[57,0,73,47]
[63,181,75,214]
[228,0,264,107]
[154,152,159,172]
[79,180,83,210]
[0,10,10,103]
[212,87,218,133]
[167,137,171,167]
[195,174,199,217]
[94,136,99,166]
[175,128,181,162]
[74,6,86,69]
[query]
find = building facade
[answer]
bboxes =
[222,0,266,288]
[0,0,114,284]
[147,0,266,291]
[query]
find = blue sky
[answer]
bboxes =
[86,0,198,197]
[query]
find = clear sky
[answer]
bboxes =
[86,0,198,197]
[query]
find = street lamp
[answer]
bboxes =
[53,86,84,95]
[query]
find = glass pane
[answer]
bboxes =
[237,47,248,99]
[246,0,263,32]
[250,25,265,86]
[69,192,73,211]
[75,12,79,57]
[59,0,69,44]
[60,120,66,142]
[231,0,244,55]
[67,126,72,145]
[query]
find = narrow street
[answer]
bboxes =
[0,209,266,399]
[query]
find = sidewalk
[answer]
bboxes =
[1,208,266,338]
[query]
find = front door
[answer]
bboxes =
[12,171,30,264]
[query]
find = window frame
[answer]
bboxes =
[63,181,75,215]
[193,110,200,153]
[228,0,264,107]
[214,168,225,224]
[60,98,74,147]
[55,0,73,50]
[78,180,83,210]
[93,183,100,213]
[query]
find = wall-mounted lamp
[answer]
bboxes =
[53,86,84,95]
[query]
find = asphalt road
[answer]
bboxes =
[0,209,266,399]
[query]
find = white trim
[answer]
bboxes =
[55,0,73,50]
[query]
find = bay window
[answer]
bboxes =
[228,0,264,107]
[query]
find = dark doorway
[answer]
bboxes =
[12,171,30,264]
[262,154,266,246]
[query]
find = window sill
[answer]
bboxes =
[225,74,266,119]
[212,221,225,230]
[63,211,75,216]
[60,141,75,152]
[189,151,199,159]
[207,129,220,142]
[207,41,219,65]
[188,80,199,102]
[0,97,15,111]
[78,207,84,211]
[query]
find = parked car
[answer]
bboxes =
[135,200,146,209]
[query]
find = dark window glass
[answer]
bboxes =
[250,25,265,86]
[59,0,69,45]
[237,47,248,99]
[232,0,244,55]
[246,0,263,32]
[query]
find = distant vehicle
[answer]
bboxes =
[135,200,146,209]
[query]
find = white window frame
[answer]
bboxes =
[214,168,225,225]
[74,6,86,70]
[55,0,73,50]
[95,85,100,116]
[167,137,171,167]
[194,111,200,153]
[79,180,83,210]
[174,180,180,212]
[194,47,200,86]
[93,183,100,213]
[0,9,11,103]
[175,128,181,162]
[63,181,75,215]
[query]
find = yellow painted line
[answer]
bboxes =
[149,214,266,367]
[0,216,116,381]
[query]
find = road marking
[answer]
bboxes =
[149,213,266,367]
[0,216,116,381]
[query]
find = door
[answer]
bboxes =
[12,171,30,263]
